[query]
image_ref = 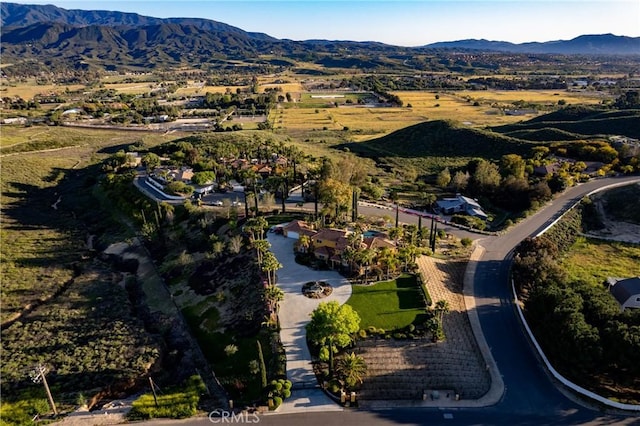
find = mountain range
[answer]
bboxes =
[1,2,638,72]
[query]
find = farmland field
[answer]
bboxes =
[0,81,85,99]
[272,89,611,142]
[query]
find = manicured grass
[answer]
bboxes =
[560,237,640,286]
[346,274,427,331]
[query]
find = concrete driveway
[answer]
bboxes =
[267,233,352,413]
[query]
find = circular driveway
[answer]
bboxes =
[268,233,351,412]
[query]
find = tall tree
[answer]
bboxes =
[253,239,271,266]
[436,167,451,189]
[264,285,285,313]
[306,301,361,372]
[470,159,501,194]
[500,154,526,179]
[261,251,282,286]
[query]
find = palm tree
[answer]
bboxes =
[245,217,268,241]
[253,239,271,266]
[336,352,367,390]
[388,226,403,244]
[298,234,311,253]
[261,251,282,286]
[341,246,357,275]
[356,248,377,284]
[404,224,419,245]
[434,299,450,324]
[377,247,399,279]
[264,285,285,313]
[347,230,363,249]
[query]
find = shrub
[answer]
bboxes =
[272,396,283,409]
[358,329,367,339]
[224,344,239,356]
[319,346,330,361]
[461,237,473,247]
[328,379,341,393]
[128,375,204,420]
[282,389,291,398]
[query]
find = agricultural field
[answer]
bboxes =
[102,81,161,95]
[0,81,85,100]
[272,88,611,142]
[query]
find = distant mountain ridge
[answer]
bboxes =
[1,2,638,72]
[0,2,275,40]
[426,34,640,55]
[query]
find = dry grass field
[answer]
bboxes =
[273,88,612,142]
[0,126,180,324]
[0,81,85,99]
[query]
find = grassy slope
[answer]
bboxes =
[601,183,640,225]
[560,237,640,286]
[493,108,640,139]
[0,126,180,415]
[348,120,536,158]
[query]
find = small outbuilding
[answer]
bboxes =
[607,277,640,311]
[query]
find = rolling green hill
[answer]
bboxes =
[493,107,640,139]
[346,120,538,160]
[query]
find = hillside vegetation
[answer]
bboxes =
[513,201,640,404]
[493,107,640,140]
[346,120,537,160]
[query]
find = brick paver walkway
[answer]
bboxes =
[356,255,490,404]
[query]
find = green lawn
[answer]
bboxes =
[346,274,428,331]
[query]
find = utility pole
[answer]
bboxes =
[30,364,57,416]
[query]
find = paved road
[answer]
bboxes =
[471,176,640,416]
[267,233,351,413]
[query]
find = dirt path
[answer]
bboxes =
[356,256,490,403]
[583,197,640,243]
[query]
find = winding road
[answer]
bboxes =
[162,176,640,425]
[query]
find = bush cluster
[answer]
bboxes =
[266,379,292,410]
[128,375,206,420]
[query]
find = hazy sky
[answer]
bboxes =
[8,0,640,46]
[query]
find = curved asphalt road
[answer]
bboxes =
[152,177,640,426]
